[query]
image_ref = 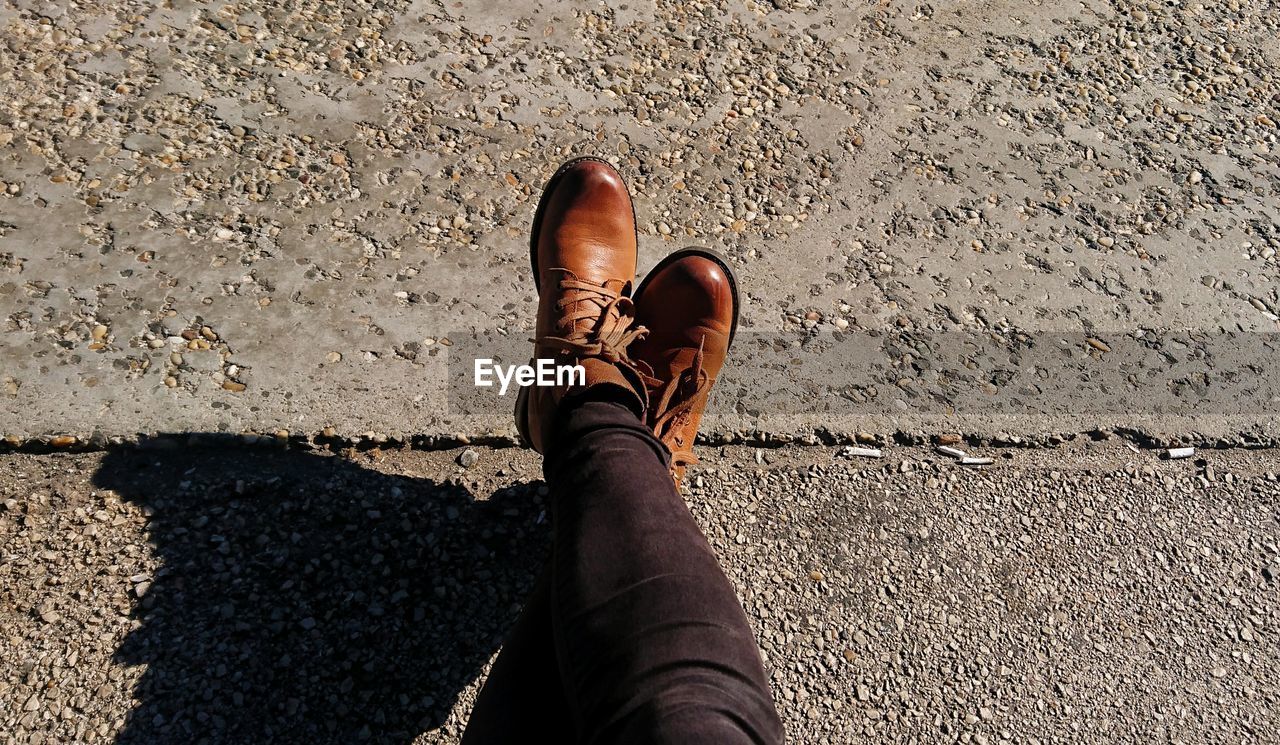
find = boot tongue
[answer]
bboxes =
[663,341,708,399]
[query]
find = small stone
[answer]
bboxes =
[91,324,109,341]
[458,448,479,468]
[326,351,343,363]
[809,570,824,582]
[222,381,247,393]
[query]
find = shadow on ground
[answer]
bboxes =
[92,435,547,744]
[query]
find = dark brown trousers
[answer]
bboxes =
[462,394,783,744]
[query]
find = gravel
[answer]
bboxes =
[2,442,1277,743]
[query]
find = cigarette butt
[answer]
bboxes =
[1166,447,1195,459]
[936,445,966,458]
[960,456,994,466]
[842,446,883,458]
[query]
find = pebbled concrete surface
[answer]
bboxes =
[4,6,1278,742]
[3,0,1280,445]
[2,442,1278,742]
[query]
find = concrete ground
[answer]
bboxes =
[2,0,1280,742]
[1,442,1278,743]
[2,0,1278,446]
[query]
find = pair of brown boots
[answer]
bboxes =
[513,157,738,485]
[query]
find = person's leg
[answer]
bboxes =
[460,565,571,744]
[544,391,783,744]
[469,157,777,742]
[467,156,642,743]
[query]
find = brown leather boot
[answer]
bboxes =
[514,157,651,453]
[630,248,739,485]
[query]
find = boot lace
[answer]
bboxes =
[539,270,649,367]
[649,337,710,470]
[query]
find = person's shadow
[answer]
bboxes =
[92,435,547,744]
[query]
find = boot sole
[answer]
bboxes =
[632,246,740,348]
[514,382,533,450]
